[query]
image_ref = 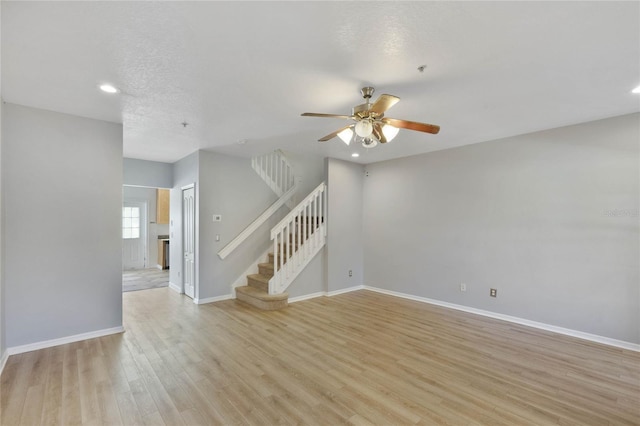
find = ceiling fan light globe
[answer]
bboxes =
[355,120,373,137]
[382,124,400,142]
[337,128,353,145]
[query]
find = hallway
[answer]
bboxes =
[122,268,169,292]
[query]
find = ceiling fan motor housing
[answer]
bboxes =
[353,103,376,119]
[360,86,375,99]
[353,87,380,120]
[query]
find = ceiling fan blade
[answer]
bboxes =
[318,125,353,142]
[382,117,440,134]
[301,112,353,119]
[369,94,400,116]
[372,122,388,143]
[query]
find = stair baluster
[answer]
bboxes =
[269,182,326,295]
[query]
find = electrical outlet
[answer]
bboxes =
[490,288,497,297]
[212,214,222,222]
[460,283,467,292]
[349,270,353,277]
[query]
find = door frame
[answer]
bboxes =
[181,183,196,300]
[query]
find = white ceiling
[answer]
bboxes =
[2,1,639,164]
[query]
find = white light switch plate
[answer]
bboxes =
[213,214,222,222]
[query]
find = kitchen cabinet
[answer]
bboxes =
[157,189,170,224]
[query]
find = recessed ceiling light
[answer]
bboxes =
[351,153,360,158]
[99,84,119,94]
[632,85,640,94]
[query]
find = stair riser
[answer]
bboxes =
[278,242,300,249]
[294,217,325,226]
[236,291,288,311]
[268,253,292,265]
[247,276,269,292]
[258,265,274,277]
[283,229,320,243]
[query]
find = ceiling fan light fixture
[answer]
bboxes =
[338,127,354,145]
[302,86,440,146]
[355,120,373,138]
[362,137,378,149]
[382,124,400,142]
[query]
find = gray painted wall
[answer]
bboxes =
[363,113,639,343]
[3,103,123,347]
[287,251,326,298]
[283,150,326,205]
[326,158,365,293]
[169,151,198,293]
[123,157,172,188]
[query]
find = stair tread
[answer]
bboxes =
[236,286,288,301]
[257,262,274,270]
[247,273,271,283]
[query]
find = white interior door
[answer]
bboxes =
[183,186,195,299]
[122,201,147,270]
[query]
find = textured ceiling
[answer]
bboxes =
[2,1,639,164]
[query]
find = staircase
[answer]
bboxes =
[235,183,326,310]
[235,253,288,310]
[221,150,326,310]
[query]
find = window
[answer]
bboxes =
[123,207,140,239]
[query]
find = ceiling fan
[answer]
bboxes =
[302,87,440,148]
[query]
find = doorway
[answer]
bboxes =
[122,201,147,270]
[122,186,171,292]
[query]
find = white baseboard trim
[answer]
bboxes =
[363,286,640,352]
[289,292,326,303]
[169,282,182,293]
[194,294,233,305]
[7,326,125,356]
[327,285,365,297]
[288,285,364,303]
[0,349,9,376]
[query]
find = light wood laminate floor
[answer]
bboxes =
[1,289,639,425]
